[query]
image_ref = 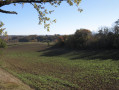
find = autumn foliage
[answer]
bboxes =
[56,21,119,50]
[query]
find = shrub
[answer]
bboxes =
[56,29,92,49]
[73,29,92,49]
[0,39,7,48]
[56,35,67,47]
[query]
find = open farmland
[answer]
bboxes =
[0,42,119,90]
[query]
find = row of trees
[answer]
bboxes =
[8,34,60,43]
[56,19,119,49]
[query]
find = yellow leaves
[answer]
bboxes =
[34,3,38,8]
[3,31,7,37]
[67,0,81,6]
[43,17,50,21]
[74,0,77,3]
[47,28,50,31]
[44,9,48,14]
[0,21,7,36]
[52,19,56,23]
[78,8,83,13]
[3,0,82,32]
[44,20,46,24]
[49,10,54,14]
[55,5,58,7]
[44,24,50,31]
[0,22,4,27]
[32,0,82,31]
[0,29,3,35]
[32,3,56,31]
[76,0,82,6]
[67,0,73,6]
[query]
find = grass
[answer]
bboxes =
[0,42,119,89]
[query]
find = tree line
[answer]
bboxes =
[1,19,119,50]
[56,19,119,49]
[7,35,60,43]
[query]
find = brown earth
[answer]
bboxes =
[0,68,33,90]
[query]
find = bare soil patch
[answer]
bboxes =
[0,68,33,90]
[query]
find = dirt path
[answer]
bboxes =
[0,68,33,90]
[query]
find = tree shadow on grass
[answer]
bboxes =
[38,46,72,56]
[69,49,119,60]
[38,46,119,60]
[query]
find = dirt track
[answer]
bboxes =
[0,68,33,90]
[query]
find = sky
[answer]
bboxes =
[0,0,119,35]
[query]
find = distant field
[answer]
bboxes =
[0,42,119,90]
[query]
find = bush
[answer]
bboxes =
[56,36,67,47]
[0,39,7,48]
[74,29,92,49]
[56,29,92,49]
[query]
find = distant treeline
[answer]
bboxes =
[2,19,119,50]
[7,35,60,43]
[56,19,119,49]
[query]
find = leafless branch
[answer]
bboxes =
[0,9,17,14]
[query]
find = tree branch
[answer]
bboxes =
[0,9,17,14]
[0,0,60,7]
[0,0,65,14]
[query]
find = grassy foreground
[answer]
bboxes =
[0,42,119,90]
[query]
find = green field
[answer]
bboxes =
[0,42,119,90]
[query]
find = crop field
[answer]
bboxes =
[0,42,119,90]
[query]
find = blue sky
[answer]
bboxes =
[0,0,119,35]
